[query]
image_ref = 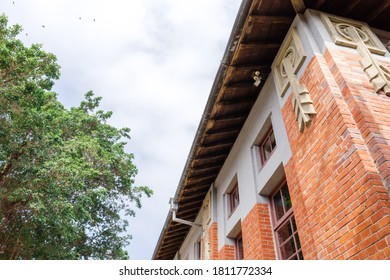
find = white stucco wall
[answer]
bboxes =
[214,72,293,251]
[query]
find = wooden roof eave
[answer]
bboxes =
[151,0,257,260]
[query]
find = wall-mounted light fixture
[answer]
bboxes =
[169,198,201,227]
[253,71,262,87]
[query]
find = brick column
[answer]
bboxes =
[218,245,235,260]
[281,50,390,259]
[241,204,276,259]
[208,222,219,260]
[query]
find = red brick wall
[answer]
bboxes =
[218,245,236,260]
[241,204,276,259]
[208,222,219,260]
[218,245,235,260]
[325,49,390,191]
[281,49,390,259]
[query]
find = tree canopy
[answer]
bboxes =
[0,14,152,259]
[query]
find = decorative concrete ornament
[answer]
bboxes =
[322,13,390,96]
[273,28,316,132]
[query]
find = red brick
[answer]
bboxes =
[208,223,219,260]
[241,204,276,260]
[281,49,390,260]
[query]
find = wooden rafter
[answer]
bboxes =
[248,15,293,24]
[365,1,390,23]
[290,0,306,14]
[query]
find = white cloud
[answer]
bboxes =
[2,0,241,259]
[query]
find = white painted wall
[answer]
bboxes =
[214,73,293,251]
[176,220,202,260]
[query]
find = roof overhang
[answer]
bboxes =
[152,0,390,260]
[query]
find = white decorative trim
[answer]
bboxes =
[273,28,306,97]
[201,191,211,259]
[321,13,390,95]
[273,28,316,132]
[202,191,211,226]
[321,13,387,55]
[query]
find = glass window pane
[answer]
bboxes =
[291,216,297,231]
[230,185,239,213]
[270,131,276,150]
[281,183,292,212]
[295,233,301,250]
[263,140,272,161]
[270,181,303,260]
[236,237,244,260]
[277,220,293,244]
[273,191,284,221]
[277,219,299,260]
[279,236,296,259]
[232,190,239,208]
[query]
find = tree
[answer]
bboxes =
[0,14,152,259]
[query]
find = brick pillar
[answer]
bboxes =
[281,50,390,259]
[208,222,219,260]
[218,245,235,260]
[241,204,276,260]
[324,49,390,191]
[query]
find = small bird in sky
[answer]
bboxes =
[42,25,45,28]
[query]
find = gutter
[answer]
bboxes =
[152,0,253,259]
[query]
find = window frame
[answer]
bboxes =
[270,180,303,260]
[194,240,202,260]
[229,183,240,215]
[258,127,277,168]
[234,234,244,260]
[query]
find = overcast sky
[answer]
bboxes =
[1,0,241,259]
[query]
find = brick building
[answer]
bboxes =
[153,0,390,260]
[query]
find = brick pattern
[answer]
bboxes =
[218,245,235,260]
[325,49,390,190]
[241,204,276,259]
[208,222,219,260]
[281,49,390,260]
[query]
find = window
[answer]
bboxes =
[259,128,276,167]
[270,181,303,260]
[194,241,201,260]
[229,183,240,215]
[235,234,244,260]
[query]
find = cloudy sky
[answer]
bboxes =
[1,0,241,259]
